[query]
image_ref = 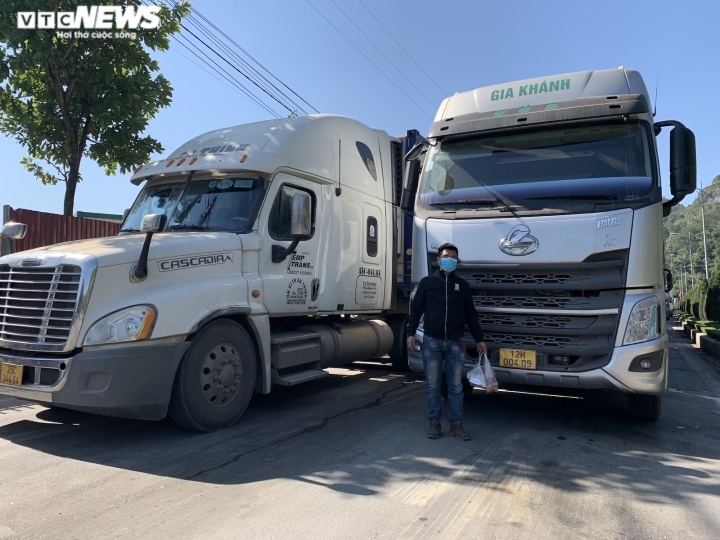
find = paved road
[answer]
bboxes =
[1,321,719,539]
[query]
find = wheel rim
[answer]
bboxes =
[200,342,243,407]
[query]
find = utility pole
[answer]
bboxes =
[698,183,709,280]
[688,233,694,287]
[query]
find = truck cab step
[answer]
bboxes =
[271,368,328,387]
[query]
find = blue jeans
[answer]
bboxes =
[422,336,465,424]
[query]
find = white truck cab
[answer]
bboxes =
[0,115,414,431]
[402,68,696,420]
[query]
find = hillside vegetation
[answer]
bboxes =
[664,175,720,321]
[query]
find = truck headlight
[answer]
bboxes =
[84,306,156,346]
[623,297,661,345]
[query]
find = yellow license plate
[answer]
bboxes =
[499,349,537,369]
[0,363,23,386]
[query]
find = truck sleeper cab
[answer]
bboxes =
[403,68,696,421]
[0,115,414,431]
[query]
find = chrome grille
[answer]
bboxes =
[483,332,579,349]
[0,265,81,347]
[465,273,573,285]
[478,313,574,329]
[475,295,577,309]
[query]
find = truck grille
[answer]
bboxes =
[454,250,628,371]
[466,272,574,285]
[0,265,82,347]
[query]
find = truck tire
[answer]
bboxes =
[169,320,257,432]
[628,393,662,421]
[389,314,410,371]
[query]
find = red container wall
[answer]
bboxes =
[7,208,120,253]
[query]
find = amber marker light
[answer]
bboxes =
[134,165,143,173]
[189,157,198,165]
[177,158,186,166]
[240,154,248,163]
[252,290,260,298]
[166,159,174,167]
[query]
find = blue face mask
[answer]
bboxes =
[439,257,458,272]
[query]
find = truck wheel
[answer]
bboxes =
[169,320,257,432]
[628,393,662,421]
[389,314,409,371]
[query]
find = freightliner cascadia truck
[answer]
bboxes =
[402,68,695,421]
[0,115,418,431]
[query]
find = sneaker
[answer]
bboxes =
[450,421,470,441]
[426,421,441,439]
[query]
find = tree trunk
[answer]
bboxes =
[63,154,81,216]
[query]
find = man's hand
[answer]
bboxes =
[407,336,416,351]
[476,341,487,356]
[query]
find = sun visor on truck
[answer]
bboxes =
[429,68,652,138]
[428,94,651,139]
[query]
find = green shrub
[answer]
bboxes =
[707,261,720,323]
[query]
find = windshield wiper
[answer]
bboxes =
[168,224,210,231]
[430,198,509,211]
[118,228,141,233]
[528,194,620,202]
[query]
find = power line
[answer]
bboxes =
[188,6,320,114]
[165,0,312,115]
[357,0,447,98]
[144,0,315,117]
[329,0,438,109]
[181,11,310,115]
[171,35,282,118]
[180,25,295,115]
[141,0,282,116]
[305,0,433,120]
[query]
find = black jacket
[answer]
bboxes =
[407,270,484,343]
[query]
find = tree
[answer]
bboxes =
[0,0,190,215]
[707,259,720,322]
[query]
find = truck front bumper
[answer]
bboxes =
[0,342,190,420]
[408,333,668,395]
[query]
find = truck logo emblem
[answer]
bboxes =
[499,225,539,256]
[21,257,42,267]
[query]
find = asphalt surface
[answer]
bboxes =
[1,320,719,539]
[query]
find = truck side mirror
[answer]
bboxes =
[0,221,27,257]
[122,208,130,222]
[272,193,312,263]
[400,159,421,216]
[664,268,673,293]
[668,126,696,197]
[0,222,27,240]
[659,121,696,214]
[140,213,166,234]
[131,213,167,282]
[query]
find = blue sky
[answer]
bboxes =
[1,0,718,215]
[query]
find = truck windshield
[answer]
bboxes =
[121,176,265,233]
[418,122,655,213]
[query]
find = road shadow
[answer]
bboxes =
[1,352,719,530]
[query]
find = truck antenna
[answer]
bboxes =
[653,73,659,117]
[336,139,342,196]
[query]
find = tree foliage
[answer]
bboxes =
[664,175,720,298]
[0,0,189,215]
[706,259,720,322]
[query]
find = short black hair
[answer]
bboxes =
[437,243,459,258]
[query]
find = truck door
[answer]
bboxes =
[257,173,323,315]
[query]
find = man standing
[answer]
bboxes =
[407,243,487,441]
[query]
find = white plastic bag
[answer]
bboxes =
[467,361,486,389]
[483,354,499,393]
